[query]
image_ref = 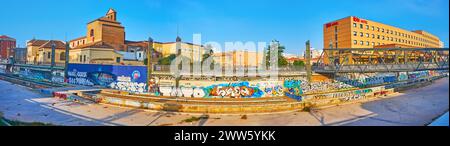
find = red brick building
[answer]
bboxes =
[0,35,16,60]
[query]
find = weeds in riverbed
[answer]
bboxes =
[1,111,54,126]
[181,115,209,123]
[241,115,247,120]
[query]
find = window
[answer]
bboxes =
[353,40,358,45]
[353,31,357,36]
[353,23,357,27]
[382,29,385,33]
[79,55,82,62]
[48,52,51,59]
[360,24,363,28]
[366,33,369,38]
[377,42,381,46]
[83,55,86,63]
[377,35,380,39]
[372,26,375,31]
[382,36,385,40]
[366,41,370,46]
[90,29,94,37]
[360,32,363,37]
[360,41,364,45]
[366,25,369,29]
[377,27,380,31]
[372,34,375,38]
[60,52,65,61]
[116,57,121,63]
[372,42,375,46]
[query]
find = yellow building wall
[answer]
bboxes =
[69,48,123,65]
[26,45,40,62]
[152,42,206,62]
[36,48,66,64]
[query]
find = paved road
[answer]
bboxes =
[0,78,448,126]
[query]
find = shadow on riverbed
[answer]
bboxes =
[334,78,449,126]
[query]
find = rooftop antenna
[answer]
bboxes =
[177,23,179,37]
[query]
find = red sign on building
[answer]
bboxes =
[353,17,368,24]
[325,22,339,28]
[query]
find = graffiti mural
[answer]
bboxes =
[408,71,430,80]
[203,82,264,98]
[68,64,148,93]
[398,72,408,81]
[283,80,303,101]
[110,76,147,93]
[16,68,65,83]
[258,82,284,97]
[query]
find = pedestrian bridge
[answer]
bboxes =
[314,48,449,73]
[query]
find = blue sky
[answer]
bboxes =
[1,0,448,55]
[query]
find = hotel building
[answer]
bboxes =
[323,16,443,49]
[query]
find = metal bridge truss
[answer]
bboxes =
[315,48,449,73]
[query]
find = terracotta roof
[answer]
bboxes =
[72,41,114,49]
[0,35,14,39]
[70,36,86,42]
[28,39,65,49]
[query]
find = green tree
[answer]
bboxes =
[201,46,214,64]
[265,40,288,67]
[158,54,177,65]
[293,60,305,67]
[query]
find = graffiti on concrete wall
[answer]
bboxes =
[398,72,408,81]
[257,82,284,97]
[159,86,206,98]
[203,82,264,98]
[17,68,65,83]
[158,81,265,98]
[67,64,148,93]
[408,71,430,80]
[110,75,147,94]
[68,71,94,86]
[283,80,303,101]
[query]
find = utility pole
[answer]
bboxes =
[175,36,182,88]
[64,41,70,82]
[306,40,312,85]
[147,37,153,92]
[50,41,56,85]
[51,41,56,68]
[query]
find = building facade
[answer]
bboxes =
[68,8,207,65]
[213,50,264,69]
[13,47,27,63]
[70,8,125,51]
[26,39,66,65]
[0,35,16,60]
[324,16,443,49]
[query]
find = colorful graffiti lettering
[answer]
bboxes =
[203,82,264,98]
[110,81,147,94]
